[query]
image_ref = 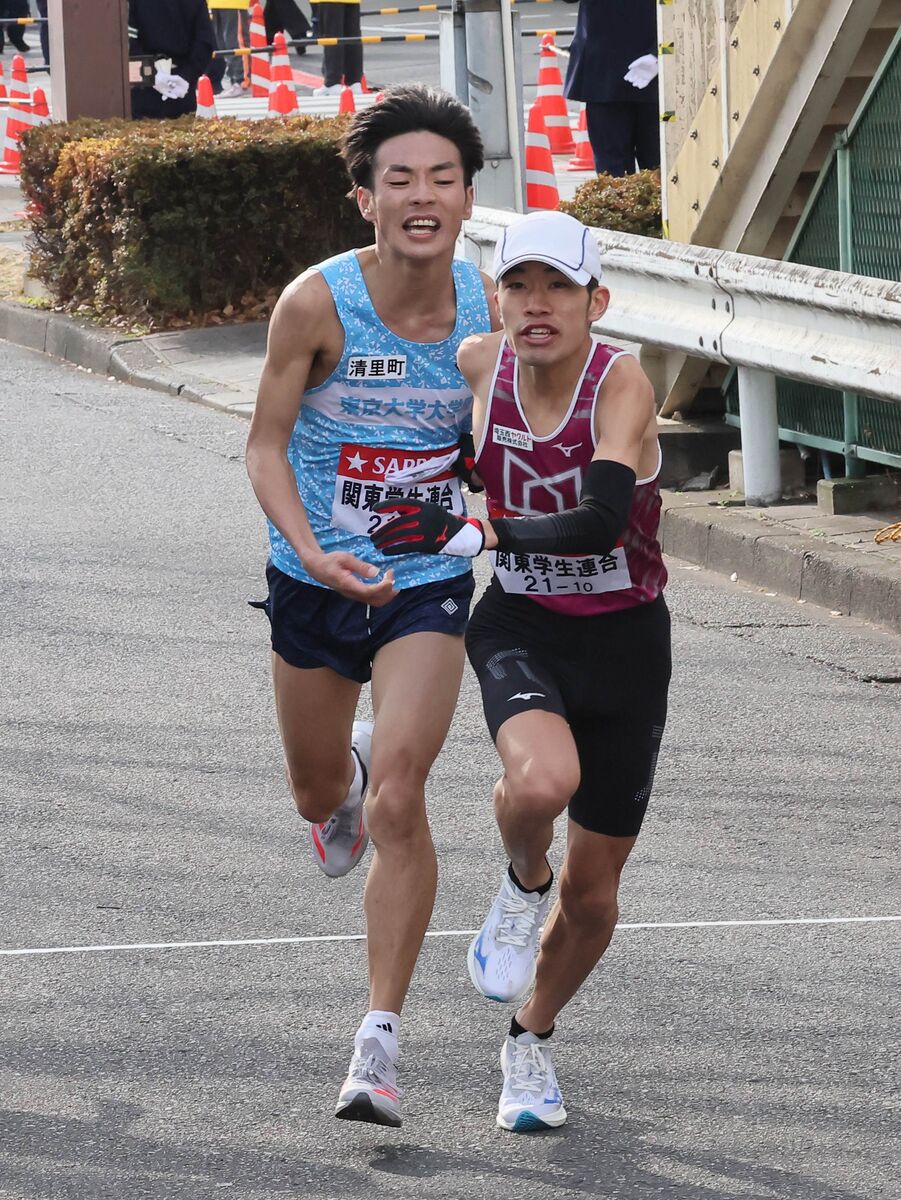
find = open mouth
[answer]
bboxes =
[403,216,441,236]
[520,324,558,343]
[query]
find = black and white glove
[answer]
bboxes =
[370,500,485,557]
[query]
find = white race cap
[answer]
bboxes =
[493,211,603,286]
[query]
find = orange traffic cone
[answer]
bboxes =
[338,85,356,114]
[525,104,559,211]
[0,55,32,176]
[360,74,370,94]
[536,35,574,154]
[0,63,7,104]
[249,3,270,98]
[567,107,594,171]
[196,75,218,119]
[30,87,50,128]
[270,32,293,85]
[268,82,298,116]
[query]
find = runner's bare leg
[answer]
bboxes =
[364,631,466,1014]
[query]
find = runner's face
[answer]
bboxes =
[495,262,609,366]
[357,132,473,260]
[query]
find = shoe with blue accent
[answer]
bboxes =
[497,1031,567,1132]
[310,721,372,878]
[467,870,551,1003]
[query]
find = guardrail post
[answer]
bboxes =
[737,367,782,505]
[836,137,866,480]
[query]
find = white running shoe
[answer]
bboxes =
[467,870,551,1003]
[497,1032,567,1132]
[312,82,344,96]
[310,720,372,878]
[219,82,244,99]
[334,1035,402,1127]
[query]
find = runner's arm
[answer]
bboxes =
[246,275,396,603]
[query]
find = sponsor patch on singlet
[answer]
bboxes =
[332,442,463,536]
[493,425,534,452]
[345,355,408,380]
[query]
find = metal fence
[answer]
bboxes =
[725,26,901,475]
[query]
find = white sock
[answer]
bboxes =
[357,1010,400,1061]
[345,747,364,808]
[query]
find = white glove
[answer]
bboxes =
[624,54,659,89]
[154,71,190,101]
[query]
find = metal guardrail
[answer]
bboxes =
[464,205,901,503]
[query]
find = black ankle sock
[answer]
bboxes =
[510,1015,554,1040]
[508,862,553,897]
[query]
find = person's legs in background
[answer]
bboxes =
[36,0,49,66]
[342,2,363,88]
[634,102,661,171]
[586,101,635,177]
[316,1,344,91]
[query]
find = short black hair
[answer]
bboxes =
[342,84,484,190]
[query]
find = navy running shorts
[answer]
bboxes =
[465,584,671,838]
[252,562,475,683]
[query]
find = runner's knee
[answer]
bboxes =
[503,757,579,823]
[558,873,619,931]
[365,779,428,846]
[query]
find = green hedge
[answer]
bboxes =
[19,115,371,327]
[559,169,662,239]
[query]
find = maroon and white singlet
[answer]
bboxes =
[474,338,668,615]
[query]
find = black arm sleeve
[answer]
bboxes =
[489,459,636,557]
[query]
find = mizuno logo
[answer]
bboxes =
[508,692,545,701]
[553,441,583,458]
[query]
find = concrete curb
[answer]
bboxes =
[0,299,246,413]
[661,496,901,635]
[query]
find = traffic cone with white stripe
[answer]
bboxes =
[567,107,594,171]
[0,55,32,176]
[536,35,574,154]
[267,32,298,114]
[196,75,218,119]
[338,85,356,114]
[30,87,50,128]
[0,63,7,104]
[249,3,270,98]
[525,104,559,211]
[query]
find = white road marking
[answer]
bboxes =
[1,915,898,959]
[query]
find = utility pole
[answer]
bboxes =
[439,0,525,212]
[48,0,131,121]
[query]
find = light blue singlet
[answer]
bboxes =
[268,250,491,590]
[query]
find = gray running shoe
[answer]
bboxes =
[310,720,372,878]
[334,1036,401,1127]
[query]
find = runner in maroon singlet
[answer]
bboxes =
[369,209,671,1132]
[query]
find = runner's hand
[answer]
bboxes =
[370,500,485,557]
[454,432,484,493]
[303,549,397,605]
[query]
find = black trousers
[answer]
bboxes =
[318,2,362,88]
[586,102,660,176]
[0,0,30,53]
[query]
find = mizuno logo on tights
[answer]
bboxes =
[508,692,545,701]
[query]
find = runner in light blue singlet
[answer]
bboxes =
[268,248,491,591]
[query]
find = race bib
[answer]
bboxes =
[490,547,632,596]
[332,442,464,536]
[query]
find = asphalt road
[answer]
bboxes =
[1,343,899,1200]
